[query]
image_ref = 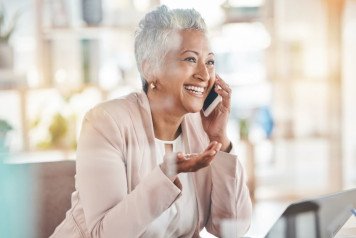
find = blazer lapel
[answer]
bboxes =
[137,92,158,169]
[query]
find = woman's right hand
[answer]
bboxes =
[160,141,222,177]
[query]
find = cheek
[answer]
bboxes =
[209,73,216,86]
[165,63,187,79]
[170,67,192,84]
[209,67,215,75]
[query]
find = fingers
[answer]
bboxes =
[214,74,231,109]
[177,152,184,160]
[203,141,222,157]
[215,74,231,95]
[176,141,222,173]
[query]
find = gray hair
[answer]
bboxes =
[134,5,207,92]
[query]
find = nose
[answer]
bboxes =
[194,62,210,81]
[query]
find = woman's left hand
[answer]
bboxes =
[201,74,232,152]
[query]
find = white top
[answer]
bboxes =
[142,134,198,238]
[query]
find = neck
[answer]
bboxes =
[148,93,184,141]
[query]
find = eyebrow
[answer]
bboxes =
[180,50,215,57]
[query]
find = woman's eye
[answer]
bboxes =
[206,60,215,66]
[185,57,197,63]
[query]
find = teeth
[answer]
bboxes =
[184,85,204,95]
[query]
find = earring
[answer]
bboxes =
[150,82,156,89]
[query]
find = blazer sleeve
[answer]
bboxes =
[205,149,253,237]
[76,106,181,238]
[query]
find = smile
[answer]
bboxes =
[183,85,205,96]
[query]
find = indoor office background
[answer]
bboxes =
[0,0,355,237]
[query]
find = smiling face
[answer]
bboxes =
[151,29,216,116]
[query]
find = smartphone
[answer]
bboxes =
[202,84,222,117]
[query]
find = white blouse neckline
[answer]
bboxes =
[154,134,182,145]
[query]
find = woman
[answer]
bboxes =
[51,5,252,238]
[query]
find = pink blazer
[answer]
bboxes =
[51,92,252,238]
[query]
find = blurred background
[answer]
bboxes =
[0,0,355,237]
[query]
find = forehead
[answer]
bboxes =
[168,29,212,54]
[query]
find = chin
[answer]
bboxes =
[186,105,203,114]
[182,99,204,114]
